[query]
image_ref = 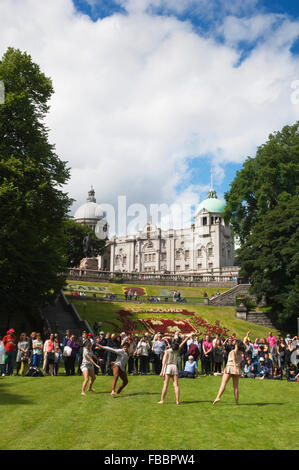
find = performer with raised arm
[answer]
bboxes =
[97,341,130,395]
[213,339,245,406]
[158,333,192,405]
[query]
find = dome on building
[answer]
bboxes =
[74,187,105,222]
[196,189,226,215]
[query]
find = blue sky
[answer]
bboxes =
[70,0,299,204]
[1,0,298,230]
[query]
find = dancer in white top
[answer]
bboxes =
[98,342,130,395]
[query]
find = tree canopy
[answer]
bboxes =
[0,47,72,320]
[224,122,299,332]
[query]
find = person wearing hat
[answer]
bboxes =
[2,329,17,376]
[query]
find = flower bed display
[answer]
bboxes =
[105,309,230,337]
[141,318,198,334]
[123,286,147,296]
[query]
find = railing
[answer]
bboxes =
[67,268,239,284]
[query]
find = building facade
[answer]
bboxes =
[107,189,236,275]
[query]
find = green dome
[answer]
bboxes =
[196,195,225,214]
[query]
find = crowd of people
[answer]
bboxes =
[1,327,298,381]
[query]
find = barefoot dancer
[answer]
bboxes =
[98,342,130,395]
[81,340,101,395]
[158,334,191,405]
[213,339,245,405]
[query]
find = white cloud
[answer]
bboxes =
[0,0,298,234]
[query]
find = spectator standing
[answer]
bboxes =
[151,334,165,375]
[137,336,151,375]
[278,339,287,375]
[27,332,36,366]
[2,329,18,376]
[43,333,55,376]
[0,339,6,376]
[53,341,62,376]
[32,333,43,369]
[267,332,276,355]
[16,332,30,376]
[202,335,213,376]
[213,339,224,375]
[77,331,89,375]
[65,335,80,376]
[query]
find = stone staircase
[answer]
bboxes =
[209,284,255,306]
[245,312,275,329]
[40,291,92,341]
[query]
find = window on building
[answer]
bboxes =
[203,217,207,226]
[197,248,202,257]
[185,250,190,260]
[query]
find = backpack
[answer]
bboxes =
[25,367,44,377]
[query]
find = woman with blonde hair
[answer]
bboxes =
[213,339,245,405]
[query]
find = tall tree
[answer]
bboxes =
[0,47,72,321]
[224,122,299,332]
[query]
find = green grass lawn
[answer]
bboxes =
[64,280,229,300]
[1,374,298,450]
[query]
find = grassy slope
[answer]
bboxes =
[65,280,229,298]
[1,375,298,450]
[72,300,280,339]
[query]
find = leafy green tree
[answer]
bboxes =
[63,219,105,268]
[224,122,299,332]
[0,47,72,322]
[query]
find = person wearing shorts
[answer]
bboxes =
[97,342,130,395]
[81,341,100,395]
[213,339,246,406]
[158,334,190,405]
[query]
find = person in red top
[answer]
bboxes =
[2,329,17,375]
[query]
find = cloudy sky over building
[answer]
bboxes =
[1,0,299,233]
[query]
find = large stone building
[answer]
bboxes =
[74,186,237,275]
[108,189,235,275]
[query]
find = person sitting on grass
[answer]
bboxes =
[272,364,283,380]
[179,355,198,378]
[242,357,255,378]
[97,341,130,395]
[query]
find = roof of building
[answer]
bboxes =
[196,189,226,214]
[74,187,105,221]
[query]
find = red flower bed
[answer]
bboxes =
[105,309,230,337]
[142,318,198,335]
[123,287,146,296]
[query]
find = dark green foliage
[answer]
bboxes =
[63,219,105,268]
[0,48,72,319]
[224,122,299,332]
